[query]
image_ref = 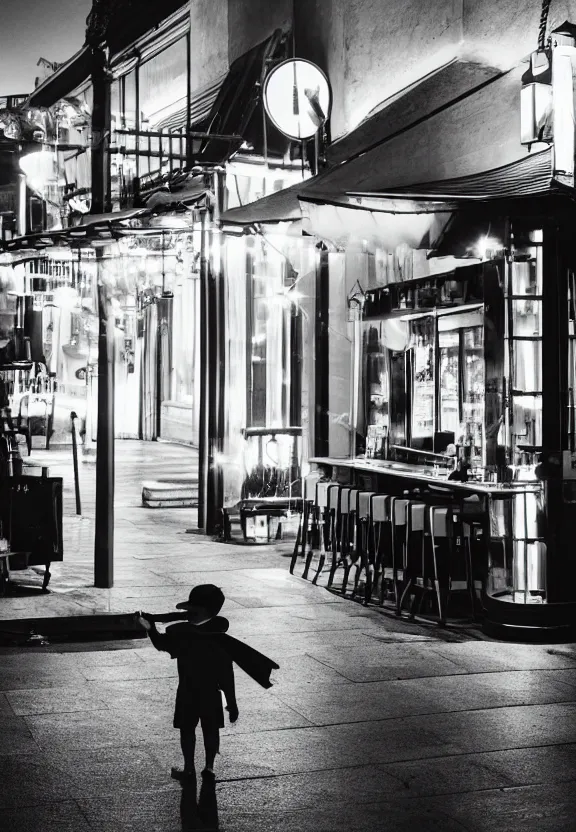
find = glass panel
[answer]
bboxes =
[139,38,188,129]
[110,79,121,139]
[389,352,407,446]
[511,394,542,446]
[411,319,434,441]
[512,299,542,336]
[438,330,459,434]
[512,339,542,392]
[462,326,484,450]
[511,258,542,295]
[365,324,389,427]
[486,491,546,604]
[123,70,137,129]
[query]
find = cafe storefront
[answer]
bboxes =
[221,36,576,637]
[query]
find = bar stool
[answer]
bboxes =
[390,497,409,615]
[370,493,392,605]
[302,480,331,583]
[351,490,376,604]
[326,484,348,589]
[398,501,443,622]
[290,472,321,574]
[339,488,359,595]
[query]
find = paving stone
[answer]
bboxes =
[6,685,109,716]
[0,801,92,832]
[306,640,465,681]
[24,709,151,752]
[0,715,41,755]
[45,745,173,796]
[77,790,182,832]
[430,641,576,673]
[381,753,512,796]
[473,743,576,786]
[0,754,75,808]
[435,780,576,831]
[218,804,466,832]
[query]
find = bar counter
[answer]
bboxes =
[309,456,540,497]
[308,456,576,640]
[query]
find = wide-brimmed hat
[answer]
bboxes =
[176,584,225,616]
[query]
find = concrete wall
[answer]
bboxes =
[227,0,292,63]
[295,0,576,140]
[189,0,229,89]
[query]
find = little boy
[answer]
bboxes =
[138,584,238,786]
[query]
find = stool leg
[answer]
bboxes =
[290,502,307,574]
[327,509,340,589]
[312,508,328,585]
[302,506,317,580]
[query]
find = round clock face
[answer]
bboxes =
[263,59,331,141]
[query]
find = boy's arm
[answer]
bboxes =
[137,614,174,655]
[218,654,238,721]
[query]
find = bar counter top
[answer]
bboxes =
[309,456,541,497]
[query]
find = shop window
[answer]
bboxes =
[247,251,301,429]
[410,317,435,446]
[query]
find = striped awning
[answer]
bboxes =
[346,147,558,202]
[155,72,227,132]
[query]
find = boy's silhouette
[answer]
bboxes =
[138,583,278,798]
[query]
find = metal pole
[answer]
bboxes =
[197,209,209,529]
[94,260,115,588]
[91,43,114,587]
[70,411,82,515]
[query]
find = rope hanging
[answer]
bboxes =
[538,0,553,51]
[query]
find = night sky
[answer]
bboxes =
[0,0,92,96]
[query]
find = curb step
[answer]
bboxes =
[0,613,146,646]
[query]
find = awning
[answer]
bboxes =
[26,47,92,108]
[221,146,563,227]
[155,72,228,133]
[345,147,558,202]
[326,59,501,166]
[194,30,285,163]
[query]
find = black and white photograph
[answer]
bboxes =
[0,1,576,829]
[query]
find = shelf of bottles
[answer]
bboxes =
[486,228,546,606]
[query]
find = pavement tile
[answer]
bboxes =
[473,743,576,786]
[430,642,576,673]
[0,692,15,715]
[77,790,182,832]
[24,709,151,752]
[320,719,463,765]
[0,715,41,755]
[6,685,109,716]
[393,669,576,712]
[45,745,174,796]
[434,780,576,831]
[381,753,512,796]
[81,661,178,682]
[216,764,404,813]
[306,641,464,682]
[0,801,92,832]
[218,804,466,832]
[398,702,576,754]
[0,754,76,808]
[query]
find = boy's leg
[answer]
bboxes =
[201,722,220,773]
[180,727,196,772]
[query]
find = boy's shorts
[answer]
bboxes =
[173,684,225,730]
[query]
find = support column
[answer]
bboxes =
[91,43,114,587]
[541,224,569,602]
[314,250,329,456]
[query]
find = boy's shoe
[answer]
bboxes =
[201,768,216,782]
[171,766,196,783]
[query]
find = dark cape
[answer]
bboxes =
[158,615,280,689]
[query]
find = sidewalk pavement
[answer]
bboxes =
[0,441,576,830]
